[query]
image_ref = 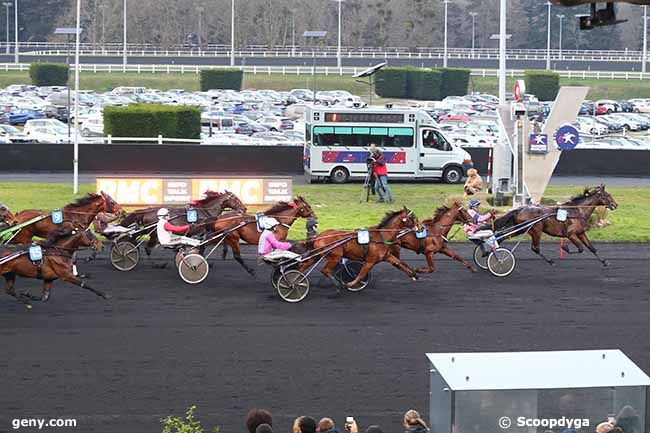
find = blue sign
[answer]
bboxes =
[529,134,548,154]
[29,245,43,262]
[51,209,63,224]
[555,124,580,151]
[186,209,198,223]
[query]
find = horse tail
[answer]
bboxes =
[493,209,520,230]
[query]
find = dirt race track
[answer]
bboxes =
[0,243,649,433]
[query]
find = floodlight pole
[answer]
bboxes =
[469,12,477,56]
[498,0,506,104]
[230,0,235,66]
[334,0,343,68]
[557,14,565,60]
[13,0,17,63]
[3,2,10,55]
[123,0,127,67]
[291,9,296,56]
[73,1,81,195]
[643,6,648,74]
[443,0,449,68]
[546,2,552,70]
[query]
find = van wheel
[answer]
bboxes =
[330,167,350,184]
[443,166,463,184]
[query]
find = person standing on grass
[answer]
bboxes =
[368,142,394,204]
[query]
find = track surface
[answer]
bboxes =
[1,243,649,433]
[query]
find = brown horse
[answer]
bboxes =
[0,226,106,308]
[120,190,247,255]
[0,203,17,232]
[214,196,316,275]
[300,207,421,292]
[492,184,618,266]
[394,201,477,273]
[11,191,123,244]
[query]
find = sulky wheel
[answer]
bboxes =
[178,253,209,285]
[487,247,516,277]
[472,244,489,271]
[110,240,140,272]
[276,270,310,303]
[335,260,371,292]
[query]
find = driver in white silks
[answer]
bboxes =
[258,217,300,261]
[156,208,201,247]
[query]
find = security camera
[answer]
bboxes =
[512,103,527,118]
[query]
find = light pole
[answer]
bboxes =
[13,0,17,63]
[557,14,565,60]
[123,0,127,67]
[230,0,235,66]
[546,2,552,70]
[498,0,506,104]
[291,9,296,56]
[196,6,204,53]
[73,1,82,195]
[469,12,477,56]
[100,4,105,49]
[643,6,648,74]
[2,2,10,55]
[333,0,344,68]
[443,0,450,67]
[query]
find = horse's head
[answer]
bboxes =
[100,191,125,216]
[47,225,103,252]
[382,207,420,231]
[290,196,316,219]
[0,203,17,226]
[591,184,618,211]
[222,190,247,213]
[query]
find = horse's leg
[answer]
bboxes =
[228,236,256,276]
[439,245,477,273]
[529,228,555,265]
[62,274,109,299]
[344,259,377,288]
[3,272,32,308]
[577,232,609,266]
[415,250,436,274]
[37,280,54,302]
[320,254,345,295]
[71,251,91,279]
[221,240,229,260]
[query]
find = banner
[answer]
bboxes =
[96,177,292,206]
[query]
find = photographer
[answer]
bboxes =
[368,143,394,204]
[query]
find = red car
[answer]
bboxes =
[438,112,471,122]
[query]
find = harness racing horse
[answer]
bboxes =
[492,184,618,266]
[0,203,17,232]
[394,201,477,273]
[0,226,106,308]
[300,207,422,292]
[215,196,316,276]
[10,192,123,244]
[119,190,247,256]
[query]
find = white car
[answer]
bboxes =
[606,114,642,131]
[28,126,71,143]
[23,118,68,136]
[447,130,495,148]
[81,116,104,137]
[629,99,650,113]
[576,117,608,136]
[0,124,30,142]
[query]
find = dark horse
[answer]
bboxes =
[0,226,106,308]
[214,196,316,276]
[0,203,17,232]
[394,200,477,273]
[119,190,247,255]
[492,184,618,266]
[300,207,421,291]
[11,192,123,244]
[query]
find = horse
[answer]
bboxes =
[0,203,17,232]
[214,196,316,276]
[0,226,106,308]
[119,190,247,256]
[393,200,477,273]
[11,191,123,244]
[492,184,618,266]
[299,207,421,292]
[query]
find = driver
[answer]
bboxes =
[464,199,496,239]
[258,217,299,261]
[93,212,131,238]
[156,208,201,247]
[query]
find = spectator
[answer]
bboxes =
[368,143,394,204]
[463,168,483,197]
[616,405,641,433]
[596,422,615,433]
[256,424,274,433]
[403,410,429,433]
[298,417,317,433]
[245,409,273,433]
[319,418,339,433]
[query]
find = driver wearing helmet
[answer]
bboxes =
[258,217,299,261]
[464,199,496,239]
[156,208,201,247]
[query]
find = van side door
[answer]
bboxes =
[418,128,453,173]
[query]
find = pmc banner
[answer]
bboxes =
[96,177,293,205]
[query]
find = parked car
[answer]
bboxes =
[9,109,46,125]
[258,116,294,131]
[81,116,104,137]
[27,125,70,143]
[0,124,30,142]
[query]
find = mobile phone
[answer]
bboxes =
[345,417,354,431]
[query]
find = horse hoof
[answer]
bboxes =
[25,304,32,310]
[602,261,610,267]
[548,260,555,266]
[470,267,478,273]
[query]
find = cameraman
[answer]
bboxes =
[368,143,394,204]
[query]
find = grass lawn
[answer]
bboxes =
[1,182,648,242]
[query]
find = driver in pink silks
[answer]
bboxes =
[258,217,300,261]
[464,199,496,239]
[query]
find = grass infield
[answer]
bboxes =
[1,182,647,242]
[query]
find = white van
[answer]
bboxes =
[304,105,473,184]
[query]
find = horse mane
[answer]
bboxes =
[566,187,597,205]
[194,190,227,206]
[265,201,292,215]
[64,193,102,209]
[377,209,404,229]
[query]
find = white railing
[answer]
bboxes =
[1,63,649,80]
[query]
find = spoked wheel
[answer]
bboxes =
[178,253,209,284]
[472,244,489,271]
[335,260,371,292]
[110,240,140,272]
[487,247,516,277]
[277,270,310,303]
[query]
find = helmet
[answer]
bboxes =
[468,199,481,209]
[263,217,280,230]
[157,208,170,218]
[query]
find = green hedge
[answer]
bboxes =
[524,70,560,101]
[409,69,442,100]
[29,63,69,86]
[199,69,243,91]
[104,104,201,139]
[439,68,470,99]
[375,67,409,98]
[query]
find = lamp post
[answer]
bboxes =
[123,0,127,67]
[469,12,477,56]
[230,0,235,66]
[498,0,506,104]
[13,0,17,63]
[546,2,552,70]
[100,4,105,50]
[2,2,10,55]
[73,2,82,195]
[303,31,327,101]
[55,27,77,144]
[333,0,344,68]
[443,0,450,67]
[291,9,296,56]
[557,14,565,60]
[196,6,204,54]
[643,6,648,74]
